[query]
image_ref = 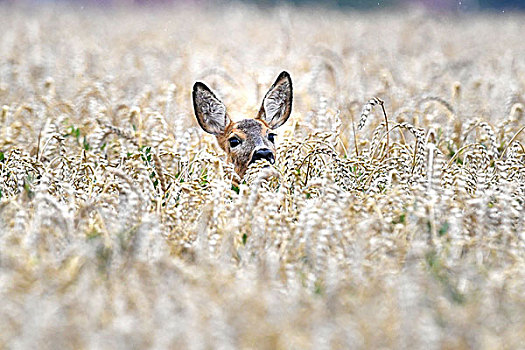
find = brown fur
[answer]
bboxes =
[216,119,274,176]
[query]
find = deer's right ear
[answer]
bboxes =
[192,82,231,135]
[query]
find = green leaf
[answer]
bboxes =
[314,282,323,295]
[393,213,406,224]
[438,222,449,236]
[24,175,35,199]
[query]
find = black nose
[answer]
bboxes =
[251,148,275,164]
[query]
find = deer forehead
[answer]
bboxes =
[229,119,269,140]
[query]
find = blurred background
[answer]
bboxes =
[232,0,525,11]
[1,0,525,11]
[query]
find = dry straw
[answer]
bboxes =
[0,4,524,349]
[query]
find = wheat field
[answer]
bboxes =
[0,3,524,349]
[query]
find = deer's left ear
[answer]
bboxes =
[256,71,292,129]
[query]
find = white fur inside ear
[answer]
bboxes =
[263,80,291,128]
[194,87,227,134]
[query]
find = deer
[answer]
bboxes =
[192,71,293,178]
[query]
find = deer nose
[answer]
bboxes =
[251,148,275,165]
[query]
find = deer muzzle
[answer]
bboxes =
[250,148,275,165]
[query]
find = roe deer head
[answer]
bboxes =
[192,71,292,178]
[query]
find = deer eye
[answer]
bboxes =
[268,133,276,143]
[228,137,241,148]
